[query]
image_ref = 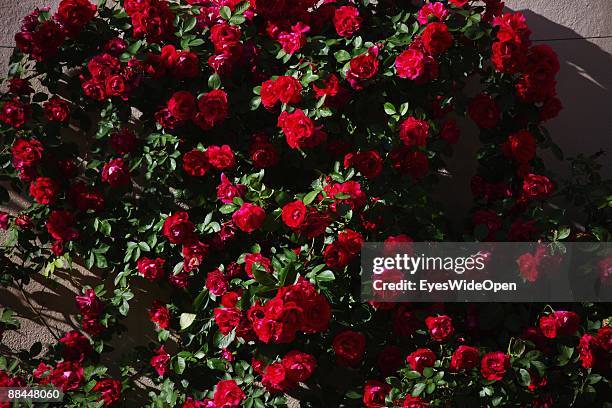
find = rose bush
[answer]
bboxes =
[0,0,610,407]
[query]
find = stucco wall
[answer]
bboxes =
[0,0,611,402]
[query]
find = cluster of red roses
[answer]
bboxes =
[1,0,609,407]
[213,279,331,345]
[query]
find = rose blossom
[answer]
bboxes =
[137,257,166,281]
[282,200,307,229]
[92,378,122,407]
[232,203,266,233]
[163,212,195,244]
[332,330,366,366]
[150,346,170,377]
[480,352,509,381]
[425,315,454,341]
[333,6,362,38]
[407,348,436,373]
[450,345,480,372]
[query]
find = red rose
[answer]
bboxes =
[324,229,363,269]
[150,346,170,377]
[44,96,70,122]
[244,253,271,278]
[390,148,429,179]
[92,378,122,407]
[503,130,535,163]
[480,352,509,381]
[207,145,236,170]
[8,78,33,95]
[343,150,383,179]
[101,158,130,187]
[206,269,228,296]
[282,350,316,383]
[196,89,228,129]
[347,52,379,90]
[168,50,200,79]
[75,288,103,318]
[449,345,480,372]
[47,210,79,242]
[399,116,430,147]
[418,3,449,25]
[539,311,580,338]
[11,138,43,171]
[0,98,28,128]
[210,23,242,52]
[109,128,137,155]
[407,348,436,373]
[59,330,93,362]
[395,49,426,80]
[148,301,170,329]
[468,93,500,129]
[214,307,242,334]
[332,330,366,366]
[163,212,195,244]
[137,257,166,281]
[277,22,309,55]
[217,173,246,204]
[167,91,196,121]
[422,22,453,55]
[275,76,303,106]
[68,182,105,212]
[232,203,266,233]
[130,1,175,43]
[50,361,84,391]
[278,109,326,149]
[425,315,454,341]
[261,79,280,110]
[0,212,9,230]
[55,0,96,36]
[333,6,362,38]
[440,119,460,144]
[262,362,290,392]
[540,96,563,122]
[282,200,307,228]
[449,0,469,7]
[182,150,210,177]
[88,53,120,80]
[249,134,279,168]
[82,79,106,101]
[29,177,59,205]
[522,174,554,200]
[213,379,245,408]
[402,395,429,408]
[105,75,127,98]
[182,240,209,272]
[363,380,391,408]
[33,362,53,385]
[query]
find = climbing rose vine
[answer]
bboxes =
[0,0,610,407]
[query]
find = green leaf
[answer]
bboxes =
[179,313,197,331]
[252,263,278,287]
[384,102,396,115]
[208,73,221,90]
[183,16,197,33]
[334,50,351,62]
[303,190,319,205]
[412,382,426,397]
[316,270,335,282]
[518,368,531,387]
[219,6,232,20]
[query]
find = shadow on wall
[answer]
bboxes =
[438,8,612,234]
[514,9,612,176]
